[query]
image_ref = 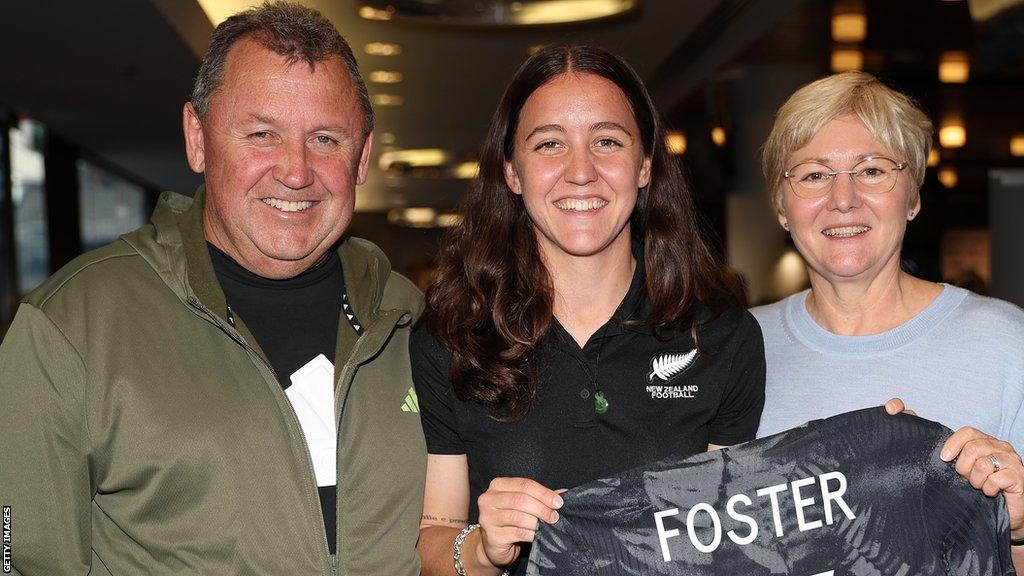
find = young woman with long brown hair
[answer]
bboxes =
[411,45,765,576]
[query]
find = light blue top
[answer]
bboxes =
[752,284,1024,452]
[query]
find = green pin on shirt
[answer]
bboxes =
[594,390,609,414]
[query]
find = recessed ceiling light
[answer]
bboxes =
[1010,134,1024,157]
[379,132,397,144]
[436,213,463,228]
[939,51,970,83]
[939,122,966,149]
[665,131,687,155]
[831,13,867,43]
[363,0,636,26]
[711,126,727,148]
[364,42,403,56]
[831,49,863,73]
[379,149,449,171]
[510,0,636,25]
[927,148,940,167]
[373,94,404,107]
[937,166,958,188]
[388,207,437,227]
[453,161,480,180]
[359,5,393,20]
[369,70,403,84]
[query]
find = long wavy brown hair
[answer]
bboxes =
[426,44,742,420]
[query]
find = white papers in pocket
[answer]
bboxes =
[285,354,337,487]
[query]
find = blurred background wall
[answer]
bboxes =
[2,0,1023,334]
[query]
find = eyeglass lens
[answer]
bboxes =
[787,158,901,197]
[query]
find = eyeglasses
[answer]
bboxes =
[783,157,908,199]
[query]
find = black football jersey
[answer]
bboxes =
[527,407,1016,576]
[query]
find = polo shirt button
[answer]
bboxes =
[579,389,590,399]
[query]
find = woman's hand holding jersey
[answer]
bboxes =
[476,477,564,568]
[941,427,1024,539]
[886,397,1024,538]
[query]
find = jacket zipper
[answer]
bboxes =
[331,308,407,574]
[186,296,334,574]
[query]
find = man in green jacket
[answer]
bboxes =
[0,3,425,574]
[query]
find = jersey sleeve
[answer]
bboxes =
[410,325,467,454]
[707,308,766,446]
[0,304,94,574]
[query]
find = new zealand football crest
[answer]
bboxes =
[646,349,699,399]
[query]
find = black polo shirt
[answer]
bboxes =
[411,255,766,575]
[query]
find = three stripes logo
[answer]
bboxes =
[401,387,420,413]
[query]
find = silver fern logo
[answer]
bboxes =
[646,350,699,399]
[647,350,698,382]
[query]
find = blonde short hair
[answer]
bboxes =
[761,71,933,214]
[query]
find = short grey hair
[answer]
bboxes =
[762,71,932,214]
[190,1,374,134]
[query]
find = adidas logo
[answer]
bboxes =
[401,387,420,413]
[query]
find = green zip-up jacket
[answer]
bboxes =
[0,190,426,575]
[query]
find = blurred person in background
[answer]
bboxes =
[753,71,1024,566]
[412,44,765,576]
[0,2,425,574]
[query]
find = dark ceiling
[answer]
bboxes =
[0,0,806,203]
[1,0,204,193]
[2,0,1022,240]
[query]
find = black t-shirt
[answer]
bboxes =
[526,407,1016,576]
[210,244,353,554]
[411,255,766,575]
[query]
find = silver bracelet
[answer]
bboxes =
[453,523,510,576]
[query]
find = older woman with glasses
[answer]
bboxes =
[753,70,1024,565]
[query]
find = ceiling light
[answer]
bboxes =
[364,42,403,56]
[1011,134,1024,157]
[938,166,958,188]
[194,0,237,26]
[369,70,403,84]
[435,213,463,228]
[711,126,727,148]
[831,13,867,43]
[509,0,636,25]
[379,148,448,171]
[453,161,480,180]
[831,49,863,73]
[665,131,686,155]
[372,94,404,107]
[939,51,970,83]
[379,132,397,145]
[358,5,393,20]
[939,122,966,148]
[927,148,940,167]
[388,207,436,228]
